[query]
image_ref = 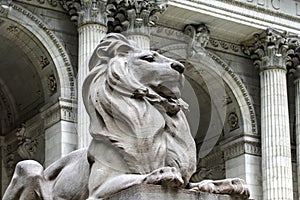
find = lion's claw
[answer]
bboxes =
[143,167,184,188]
[188,178,249,198]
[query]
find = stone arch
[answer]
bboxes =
[5,4,76,100]
[0,3,78,193]
[159,43,257,138]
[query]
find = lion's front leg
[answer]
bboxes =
[88,166,185,199]
[188,178,249,198]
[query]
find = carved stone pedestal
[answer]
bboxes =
[104,184,249,200]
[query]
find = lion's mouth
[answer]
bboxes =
[154,84,181,100]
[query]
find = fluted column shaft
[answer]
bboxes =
[260,68,293,200]
[77,24,107,148]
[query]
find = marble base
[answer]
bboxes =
[104,184,249,200]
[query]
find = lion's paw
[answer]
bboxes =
[188,178,249,198]
[143,167,184,188]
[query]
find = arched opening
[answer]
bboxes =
[0,4,77,195]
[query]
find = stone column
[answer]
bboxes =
[244,29,293,200]
[76,0,107,148]
[106,0,168,50]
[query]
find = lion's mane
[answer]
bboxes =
[82,33,196,182]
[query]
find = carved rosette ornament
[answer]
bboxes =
[106,0,168,35]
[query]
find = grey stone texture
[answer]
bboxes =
[105,184,249,200]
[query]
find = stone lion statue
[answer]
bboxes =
[3,33,249,200]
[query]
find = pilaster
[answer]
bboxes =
[41,98,77,167]
[243,28,293,200]
[221,136,262,200]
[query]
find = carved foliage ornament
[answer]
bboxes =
[106,0,168,34]
[243,28,300,72]
[16,124,38,159]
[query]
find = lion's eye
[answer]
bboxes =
[140,55,155,62]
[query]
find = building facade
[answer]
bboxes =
[1,0,300,199]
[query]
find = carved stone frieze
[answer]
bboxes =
[243,28,300,72]
[222,139,261,161]
[106,0,168,35]
[41,98,77,128]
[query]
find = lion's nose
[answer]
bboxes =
[171,62,185,74]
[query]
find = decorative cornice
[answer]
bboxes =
[153,26,246,56]
[242,28,299,72]
[222,137,261,161]
[106,0,168,35]
[41,98,77,128]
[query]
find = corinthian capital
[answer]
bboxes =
[242,28,299,72]
[62,0,108,26]
[106,0,168,35]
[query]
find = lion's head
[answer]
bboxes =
[83,33,196,175]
